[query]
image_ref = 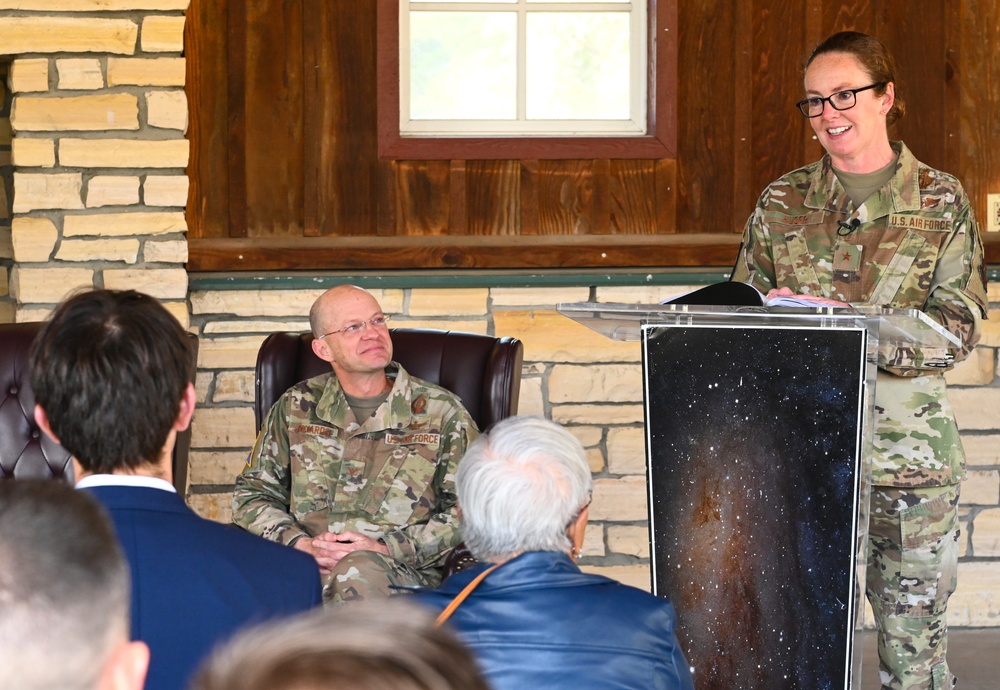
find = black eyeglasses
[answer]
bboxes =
[795,82,886,118]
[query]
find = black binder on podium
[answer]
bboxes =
[558,289,959,690]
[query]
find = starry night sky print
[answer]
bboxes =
[643,324,867,690]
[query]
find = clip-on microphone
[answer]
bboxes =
[837,219,860,236]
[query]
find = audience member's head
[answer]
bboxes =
[307,285,393,379]
[29,288,196,475]
[189,599,489,690]
[0,479,148,690]
[456,415,593,563]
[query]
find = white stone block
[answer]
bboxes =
[11,137,55,167]
[145,89,188,131]
[8,58,48,93]
[143,174,188,206]
[607,426,647,475]
[56,57,104,90]
[86,175,140,207]
[10,266,93,303]
[549,363,643,404]
[11,217,58,262]
[103,267,187,299]
[590,476,648,522]
[13,172,84,212]
[56,238,140,263]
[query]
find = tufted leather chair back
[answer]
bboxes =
[0,323,73,481]
[255,328,524,432]
[0,322,197,492]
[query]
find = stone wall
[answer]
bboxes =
[188,283,1000,627]
[0,1,189,326]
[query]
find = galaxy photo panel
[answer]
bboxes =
[643,322,868,690]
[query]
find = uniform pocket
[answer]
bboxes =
[897,490,959,617]
[361,443,439,522]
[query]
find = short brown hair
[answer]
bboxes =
[190,599,490,690]
[805,31,905,127]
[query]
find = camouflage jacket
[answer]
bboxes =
[732,142,987,487]
[232,364,478,572]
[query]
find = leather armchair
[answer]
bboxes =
[254,327,525,575]
[255,328,524,432]
[0,322,197,493]
[0,323,72,481]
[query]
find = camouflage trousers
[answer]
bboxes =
[866,483,960,690]
[322,550,440,606]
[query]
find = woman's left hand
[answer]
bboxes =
[766,287,849,307]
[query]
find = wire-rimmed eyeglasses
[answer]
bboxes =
[795,82,886,118]
[317,314,391,339]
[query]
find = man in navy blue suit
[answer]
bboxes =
[29,289,323,690]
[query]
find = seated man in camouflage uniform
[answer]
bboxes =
[233,285,478,604]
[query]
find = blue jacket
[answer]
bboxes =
[415,551,694,690]
[85,485,322,690]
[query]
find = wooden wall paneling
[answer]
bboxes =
[609,160,657,235]
[226,0,248,237]
[654,158,678,233]
[801,0,823,163]
[394,161,451,236]
[532,161,598,236]
[519,160,540,236]
[466,161,521,236]
[942,2,962,179]
[676,0,738,234]
[956,0,1000,227]
[186,234,743,271]
[187,0,1000,270]
[243,0,304,237]
[730,0,753,235]
[448,161,468,237]
[376,158,397,236]
[592,160,612,235]
[822,0,874,36]
[306,0,379,238]
[879,2,949,172]
[302,0,329,237]
[185,0,230,240]
[812,0,875,166]
[749,2,815,213]
[302,0,322,237]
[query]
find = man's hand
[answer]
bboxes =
[293,531,389,573]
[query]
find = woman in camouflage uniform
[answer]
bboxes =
[731,31,987,690]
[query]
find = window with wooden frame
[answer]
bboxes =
[378,0,676,159]
[400,0,646,137]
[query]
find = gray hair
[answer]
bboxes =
[190,599,490,690]
[0,480,130,690]
[457,416,593,563]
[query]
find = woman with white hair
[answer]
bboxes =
[416,416,694,690]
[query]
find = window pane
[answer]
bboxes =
[409,12,517,120]
[525,12,631,120]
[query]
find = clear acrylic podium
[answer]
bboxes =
[557,301,960,690]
